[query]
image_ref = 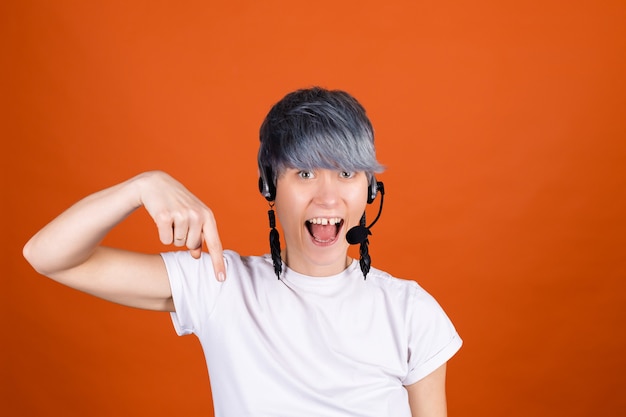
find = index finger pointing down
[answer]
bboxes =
[203,219,226,282]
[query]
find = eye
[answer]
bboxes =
[339,171,355,179]
[298,170,314,179]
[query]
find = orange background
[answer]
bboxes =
[2,1,625,416]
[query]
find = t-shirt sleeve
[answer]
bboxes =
[161,251,224,336]
[402,285,463,386]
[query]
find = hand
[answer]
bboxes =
[136,171,226,281]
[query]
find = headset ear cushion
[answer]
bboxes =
[266,179,276,201]
[258,176,268,198]
[259,166,276,201]
[367,176,378,204]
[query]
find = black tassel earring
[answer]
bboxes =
[357,213,371,279]
[268,204,282,279]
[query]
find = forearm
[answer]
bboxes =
[23,174,144,276]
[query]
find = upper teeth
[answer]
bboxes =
[308,217,342,225]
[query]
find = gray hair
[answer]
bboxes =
[258,87,384,181]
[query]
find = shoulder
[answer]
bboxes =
[365,267,425,299]
[367,268,462,385]
[364,267,450,318]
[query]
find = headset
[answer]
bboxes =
[258,165,277,201]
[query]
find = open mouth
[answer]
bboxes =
[305,217,344,244]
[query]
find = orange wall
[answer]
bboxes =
[2,1,625,416]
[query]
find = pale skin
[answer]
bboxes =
[23,169,449,417]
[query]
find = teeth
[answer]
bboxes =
[308,217,342,225]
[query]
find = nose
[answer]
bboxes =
[312,173,340,207]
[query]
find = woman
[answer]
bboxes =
[24,87,461,416]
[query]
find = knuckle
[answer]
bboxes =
[153,210,173,224]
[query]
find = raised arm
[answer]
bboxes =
[22,171,225,311]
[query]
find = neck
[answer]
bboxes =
[283,249,352,277]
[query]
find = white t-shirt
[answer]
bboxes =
[162,250,462,417]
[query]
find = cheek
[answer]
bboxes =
[274,192,304,229]
[351,182,370,209]
[346,193,369,223]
